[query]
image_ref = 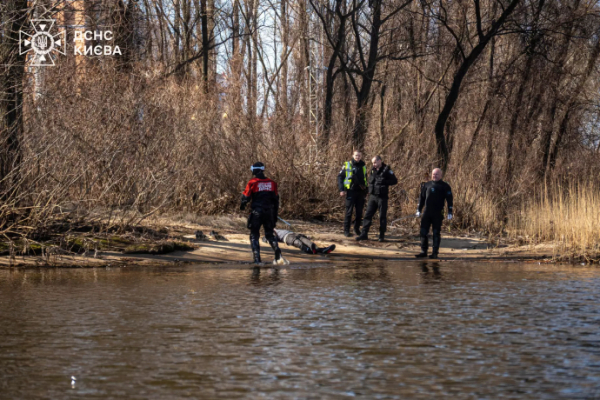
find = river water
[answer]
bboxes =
[1,262,599,399]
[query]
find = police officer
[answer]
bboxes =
[415,168,453,259]
[356,155,398,242]
[240,162,285,264]
[338,150,368,237]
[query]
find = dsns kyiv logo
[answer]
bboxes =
[19,19,66,67]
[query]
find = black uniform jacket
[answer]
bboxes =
[367,163,398,199]
[418,180,453,216]
[240,172,280,218]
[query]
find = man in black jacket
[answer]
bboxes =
[356,156,398,242]
[338,150,368,237]
[415,168,454,259]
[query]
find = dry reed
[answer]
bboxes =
[511,183,600,260]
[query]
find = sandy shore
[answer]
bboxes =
[0,218,557,268]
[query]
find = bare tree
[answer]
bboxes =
[0,0,28,189]
[431,0,521,172]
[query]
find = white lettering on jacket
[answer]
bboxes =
[258,182,272,191]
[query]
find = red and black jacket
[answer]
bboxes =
[240,173,279,215]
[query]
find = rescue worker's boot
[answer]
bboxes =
[344,231,351,237]
[250,239,262,263]
[317,245,336,254]
[356,232,369,241]
[356,227,369,241]
[378,232,385,242]
[268,240,289,265]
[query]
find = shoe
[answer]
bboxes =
[354,228,361,236]
[378,234,385,242]
[317,244,336,254]
[415,252,427,258]
[272,248,290,265]
[429,252,439,259]
[344,231,352,237]
[356,233,368,241]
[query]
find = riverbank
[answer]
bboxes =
[0,216,572,269]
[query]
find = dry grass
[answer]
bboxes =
[169,213,248,231]
[511,184,600,260]
[0,59,596,264]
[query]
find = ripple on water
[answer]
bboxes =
[0,263,599,399]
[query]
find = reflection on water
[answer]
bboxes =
[420,262,442,282]
[1,262,600,399]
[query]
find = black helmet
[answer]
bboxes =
[250,162,265,175]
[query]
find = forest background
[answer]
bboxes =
[1,0,599,257]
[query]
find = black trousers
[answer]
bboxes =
[361,195,388,235]
[420,212,443,253]
[248,210,279,260]
[248,209,275,242]
[344,191,365,234]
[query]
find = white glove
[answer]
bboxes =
[416,211,421,217]
[447,214,453,220]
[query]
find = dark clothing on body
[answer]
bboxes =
[417,180,453,254]
[338,160,367,235]
[420,212,443,254]
[337,159,367,192]
[241,172,279,217]
[361,163,398,237]
[362,196,389,236]
[344,193,365,235]
[417,180,453,216]
[240,172,281,262]
[367,163,398,199]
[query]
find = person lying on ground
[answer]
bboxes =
[263,228,335,255]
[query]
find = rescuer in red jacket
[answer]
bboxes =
[240,162,284,264]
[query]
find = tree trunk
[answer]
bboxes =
[548,37,600,171]
[321,0,347,146]
[200,0,209,92]
[351,0,383,150]
[279,0,288,116]
[173,0,181,67]
[435,0,521,172]
[0,0,28,189]
[539,4,577,178]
